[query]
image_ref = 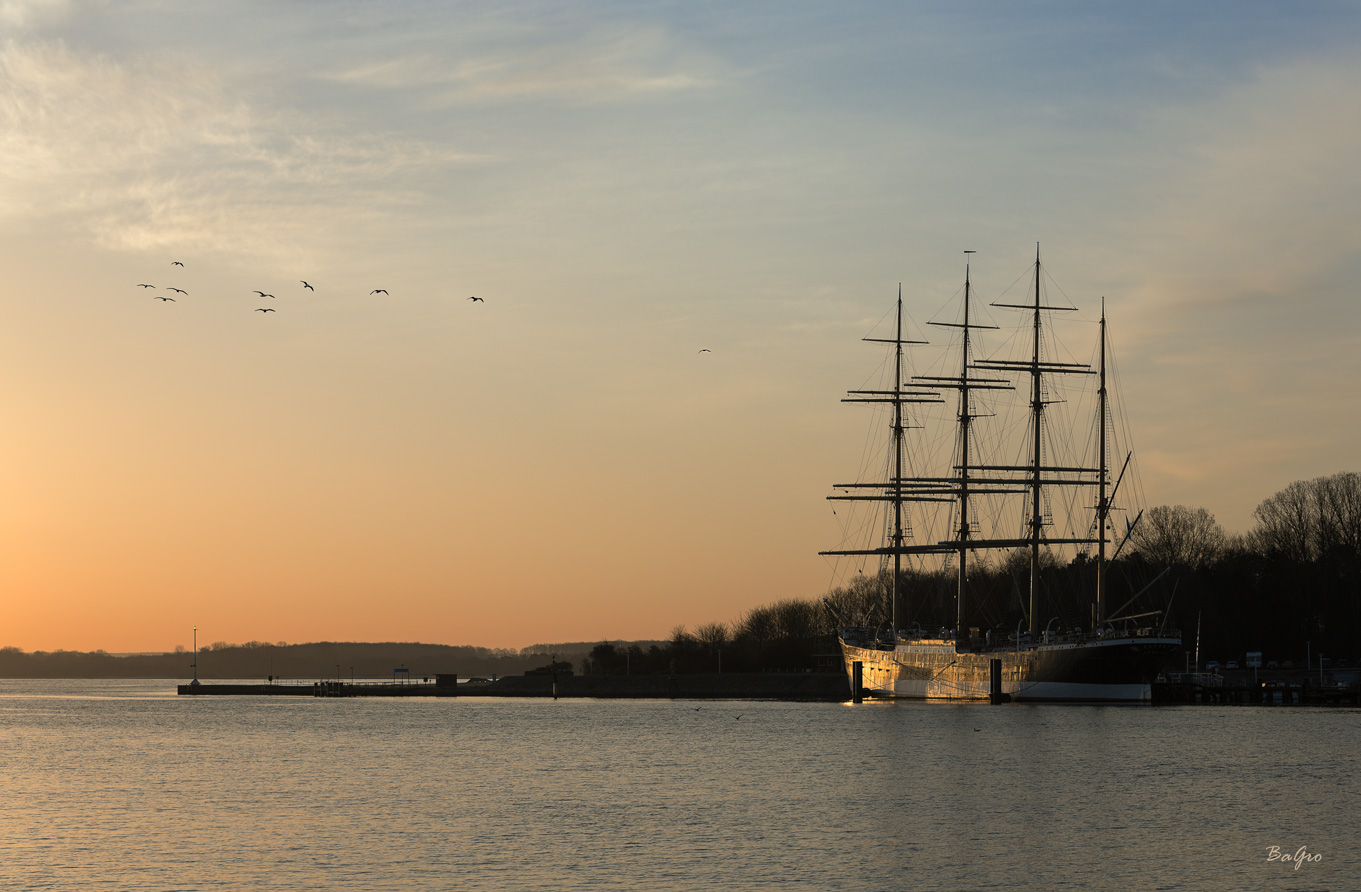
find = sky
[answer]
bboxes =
[3,1,1360,653]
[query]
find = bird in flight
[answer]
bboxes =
[171,261,184,267]
[467,296,483,302]
[371,289,388,295]
[167,287,187,295]
[301,281,314,291]
[253,290,273,298]
[154,296,176,301]
[137,283,155,288]
[698,348,711,353]
[255,308,275,313]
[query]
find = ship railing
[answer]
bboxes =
[842,625,1182,649]
[1025,626,1183,647]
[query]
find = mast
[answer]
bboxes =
[892,287,905,633]
[821,292,943,626]
[974,246,1095,638]
[956,258,974,636]
[1097,300,1108,628]
[1029,246,1043,635]
[914,254,1011,645]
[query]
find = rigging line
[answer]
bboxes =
[1037,262,1081,312]
[847,362,897,497]
[1102,321,1147,514]
[863,300,897,342]
[991,263,1035,306]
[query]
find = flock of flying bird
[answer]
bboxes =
[136,261,486,313]
[136,261,713,353]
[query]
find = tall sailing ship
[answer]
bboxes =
[824,249,1180,702]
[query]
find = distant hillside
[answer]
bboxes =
[0,641,652,680]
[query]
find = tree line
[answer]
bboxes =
[0,641,596,680]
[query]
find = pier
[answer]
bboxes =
[178,672,851,700]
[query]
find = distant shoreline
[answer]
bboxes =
[0,640,614,680]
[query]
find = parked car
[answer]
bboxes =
[1226,661,1239,670]
[1281,660,1295,669]
[1266,661,1279,669]
[1205,661,1220,671]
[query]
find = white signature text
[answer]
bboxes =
[1266,845,1322,870]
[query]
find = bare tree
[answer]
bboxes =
[770,599,825,639]
[694,622,731,649]
[1129,505,1225,570]
[823,570,889,628]
[1315,471,1361,557]
[1254,472,1361,562]
[734,605,777,645]
[1253,480,1317,561]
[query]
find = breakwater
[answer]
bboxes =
[178,673,851,701]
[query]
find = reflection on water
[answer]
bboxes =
[0,680,1355,891]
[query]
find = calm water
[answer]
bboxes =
[0,680,1356,891]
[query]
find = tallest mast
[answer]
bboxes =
[976,245,1094,637]
[891,286,905,633]
[1029,245,1044,635]
[956,261,972,635]
[1096,300,1109,628]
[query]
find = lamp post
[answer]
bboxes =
[191,626,199,687]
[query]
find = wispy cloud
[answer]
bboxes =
[0,0,75,29]
[0,38,480,262]
[327,25,722,104]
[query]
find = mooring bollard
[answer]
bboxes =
[989,658,1007,704]
[852,661,863,703]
